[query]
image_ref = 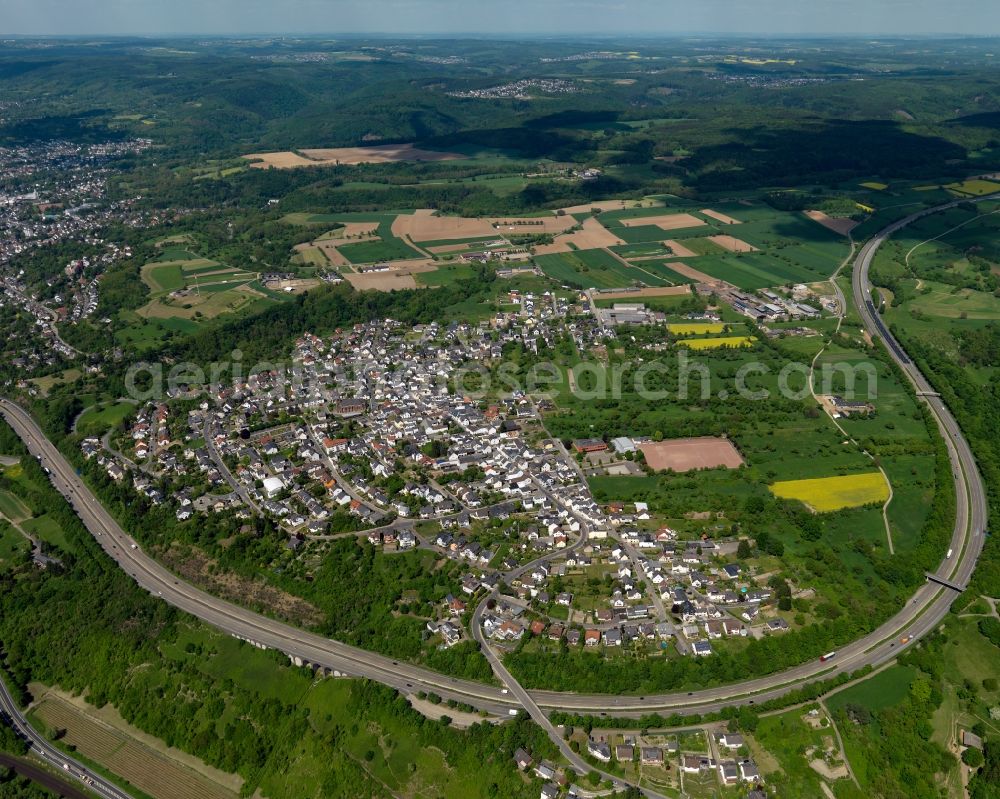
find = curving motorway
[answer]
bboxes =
[0,197,991,730]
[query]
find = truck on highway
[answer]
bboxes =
[819,651,837,663]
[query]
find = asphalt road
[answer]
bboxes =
[0,677,133,799]
[0,197,990,725]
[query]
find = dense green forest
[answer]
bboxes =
[3,36,1000,185]
[0,773,57,799]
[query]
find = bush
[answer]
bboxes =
[963,747,985,768]
[979,617,1000,648]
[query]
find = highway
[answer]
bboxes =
[0,196,990,729]
[0,674,134,799]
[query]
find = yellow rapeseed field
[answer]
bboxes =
[667,323,726,335]
[770,472,890,512]
[683,335,756,350]
[946,179,1000,197]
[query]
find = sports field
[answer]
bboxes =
[638,437,744,472]
[770,472,890,512]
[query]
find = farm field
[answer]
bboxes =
[826,665,917,715]
[415,262,478,286]
[680,254,822,289]
[536,248,657,289]
[700,208,742,225]
[30,688,241,799]
[804,209,859,236]
[770,472,890,512]
[619,212,706,231]
[277,200,849,292]
[291,245,329,266]
[945,178,1000,196]
[245,143,465,169]
[280,212,350,226]
[706,234,757,253]
[337,236,423,264]
[667,322,726,335]
[660,237,724,256]
[342,259,439,291]
[682,335,756,350]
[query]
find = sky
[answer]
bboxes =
[2,0,999,36]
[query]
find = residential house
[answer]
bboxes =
[587,739,611,763]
